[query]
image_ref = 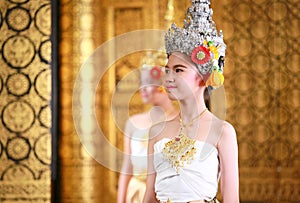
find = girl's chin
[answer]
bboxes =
[141,98,150,103]
[167,92,180,100]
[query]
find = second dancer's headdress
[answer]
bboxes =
[140,51,167,82]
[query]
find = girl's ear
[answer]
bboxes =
[195,72,205,86]
[199,80,206,86]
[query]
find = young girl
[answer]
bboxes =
[143,0,239,202]
[117,52,178,203]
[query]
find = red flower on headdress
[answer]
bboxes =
[150,66,162,79]
[191,46,211,65]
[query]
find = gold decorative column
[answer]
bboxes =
[59,0,106,202]
[0,0,52,202]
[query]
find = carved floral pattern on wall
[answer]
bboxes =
[0,0,52,202]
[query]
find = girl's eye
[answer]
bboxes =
[163,67,170,74]
[162,67,184,74]
[175,68,183,73]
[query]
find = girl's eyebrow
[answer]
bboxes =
[165,64,188,69]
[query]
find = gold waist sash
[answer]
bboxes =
[126,177,146,203]
[161,197,220,203]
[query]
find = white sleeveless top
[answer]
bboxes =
[154,138,219,202]
[130,128,149,175]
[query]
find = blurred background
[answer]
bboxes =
[0,0,299,202]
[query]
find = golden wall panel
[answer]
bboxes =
[214,0,300,202]
[0,0,52,202]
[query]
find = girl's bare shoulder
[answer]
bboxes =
[149,116,180,141]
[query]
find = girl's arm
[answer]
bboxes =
[117,120,133,203]
[143,127,159,203]
[218,121,240,203]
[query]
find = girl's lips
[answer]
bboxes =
[166,86,177,90]
[141,93,148,98]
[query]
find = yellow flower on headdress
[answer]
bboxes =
[209,46,219,60]
[207,40,219,60]
[206,67,224,88]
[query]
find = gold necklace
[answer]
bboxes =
[179,108,207,128]
[162,108,207,173]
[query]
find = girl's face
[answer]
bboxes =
[140,70,161,104]
[163,52,203,100]
[140,85,158,104]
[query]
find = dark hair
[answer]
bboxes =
[204,86,213,110]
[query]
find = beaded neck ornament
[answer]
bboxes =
[162,108,207,173]
[165,0,226,89]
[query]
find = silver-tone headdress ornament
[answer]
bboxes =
[165,0,226,88]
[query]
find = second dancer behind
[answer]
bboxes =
[117,52,178,203]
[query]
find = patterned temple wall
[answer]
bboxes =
[0,0,52,202]
[214,1,300,202]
